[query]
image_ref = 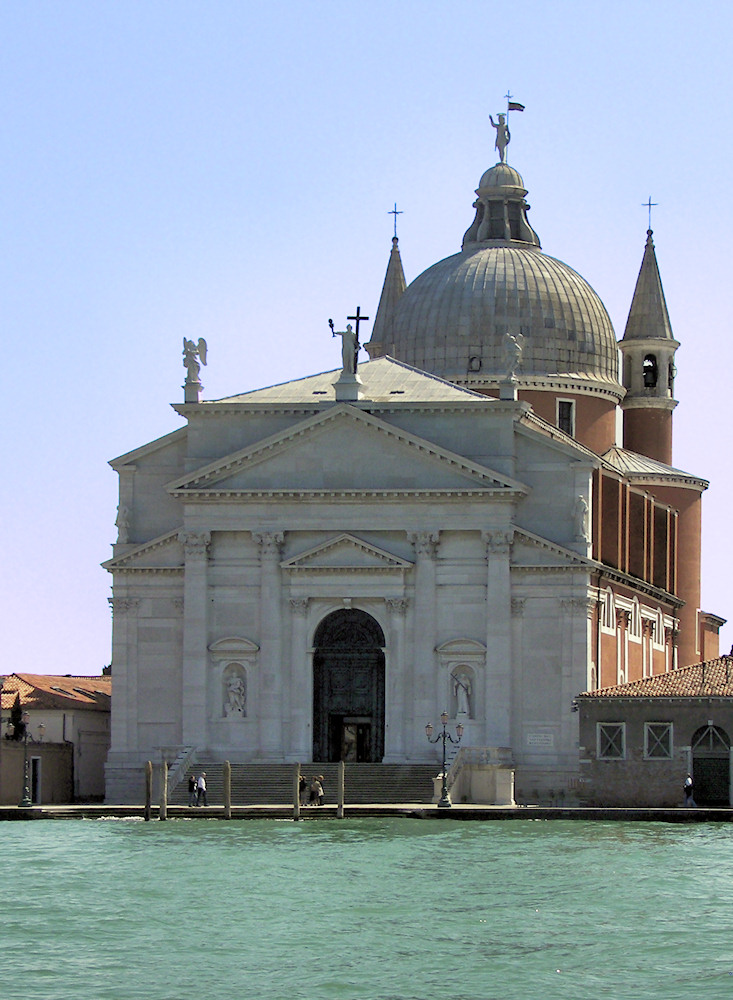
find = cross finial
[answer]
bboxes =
[643,195,658,230]
[388,203,403,239]
[347,306,370,341]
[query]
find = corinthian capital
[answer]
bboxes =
[178,531,211,556]
[108,596,140,616]
[407,531,440,558]
[482,529,514,554]
[253,531,285,558]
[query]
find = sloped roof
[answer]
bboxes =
[208,357,490,405]
[621,229,675,343]
[580,657,733,699]
[0,674,111,713]
[602,446,708,489]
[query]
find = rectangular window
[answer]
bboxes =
[557,399,575,437]
[644,722,672,759]
[597,722,625,760]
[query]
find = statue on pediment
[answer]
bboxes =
[183,337,207,383]
[503,331,524,379]
[574,495,590,542]
[115,504,130,544]
[330,321,358,375]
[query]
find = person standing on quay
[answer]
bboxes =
[188,774,197,807]
[684,773,697,808]
[197,772,207,807]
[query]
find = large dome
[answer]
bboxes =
[370,162,621,392]
[388,243,619,386]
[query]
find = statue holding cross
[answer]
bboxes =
[329,306,369,375]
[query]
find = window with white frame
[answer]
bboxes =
[629,598,642,640]
[597,722,626,759]
[644,722,672,759]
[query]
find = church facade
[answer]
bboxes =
[104,133,723,804]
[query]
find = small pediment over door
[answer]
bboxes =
[282,534,413,575]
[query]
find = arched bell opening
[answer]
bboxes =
[312,609,385,763]
[643,353,658,388]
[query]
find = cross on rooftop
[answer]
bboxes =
[643,196,658,229]
[388,203,403,239]
[347,306,370,340]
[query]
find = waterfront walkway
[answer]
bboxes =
[2,802,732,822]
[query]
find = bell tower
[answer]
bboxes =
[619,229,679,465]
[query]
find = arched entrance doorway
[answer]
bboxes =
[691,725,731,807]
[313,609,385,763]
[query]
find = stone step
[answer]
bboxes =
[171,763,437,805]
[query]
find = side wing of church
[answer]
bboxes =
[104,128,725,804]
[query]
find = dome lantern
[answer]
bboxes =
[462,163,541,248]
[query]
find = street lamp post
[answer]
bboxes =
[425,711,464,808]
[19,711,32,808]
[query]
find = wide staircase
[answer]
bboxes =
[170,762,437,806]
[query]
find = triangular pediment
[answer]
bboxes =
[282,534,413,573]
[103,530,183,573]
[168,405,527,497]
[512,527,593,569]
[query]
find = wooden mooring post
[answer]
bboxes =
[223,761,232,819]
[159,761,168,821]
[337,760,345,818]
[144,761,153,821]
[293,763,301,821]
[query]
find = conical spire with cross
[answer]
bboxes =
[619,228,680,464]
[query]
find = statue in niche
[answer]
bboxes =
[452,671,472,718]
[182,337,207,383]
[224,673,246,717]
[330,320,358,375]
[115,504,130,544]
[489,113,511,163]
[503,331,524,378]
[574,495,590,542]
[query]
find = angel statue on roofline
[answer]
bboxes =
[503,331,524,379]
[183,337,207,383]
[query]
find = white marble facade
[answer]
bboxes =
[104,358,596,802]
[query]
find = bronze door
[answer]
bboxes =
[312,610,385,762]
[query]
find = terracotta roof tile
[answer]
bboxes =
[0,674,111,712]
[580,657,733,699]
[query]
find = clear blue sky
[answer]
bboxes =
[2,0,731,674]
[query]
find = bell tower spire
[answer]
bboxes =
[619,228,679,464]
[365,234,406,360]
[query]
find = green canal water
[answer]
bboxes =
[1,818,731,1000]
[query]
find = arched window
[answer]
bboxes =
[643,354,658,388]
